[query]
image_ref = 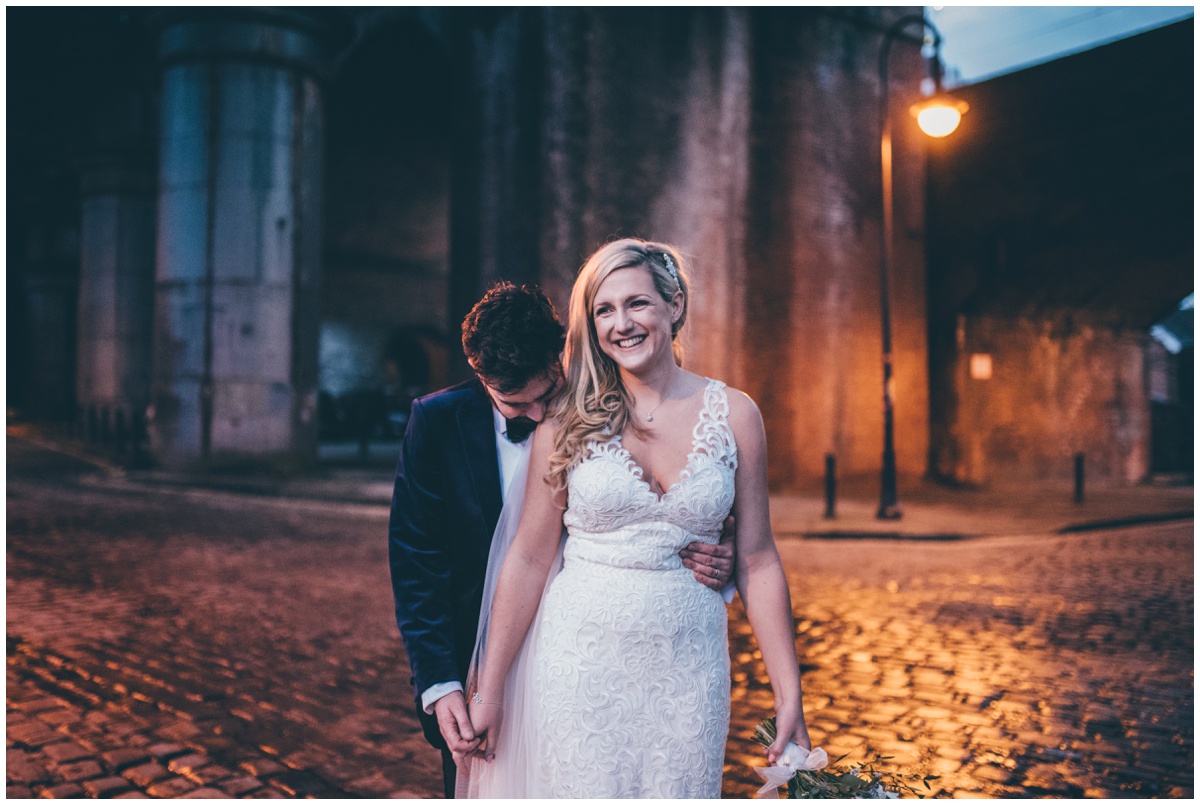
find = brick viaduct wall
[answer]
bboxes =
[13,7,934,488]
[943,312,1151,485]
[926,21,1192,486]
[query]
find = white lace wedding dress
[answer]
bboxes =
[529,378,737,797]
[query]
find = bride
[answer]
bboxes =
[461,238,811,797]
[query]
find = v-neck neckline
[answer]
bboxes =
[613,379,712,502]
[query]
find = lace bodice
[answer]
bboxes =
[563,379,738,571]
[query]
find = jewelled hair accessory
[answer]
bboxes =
[662,253,681,290]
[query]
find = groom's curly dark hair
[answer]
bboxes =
[462,281,565,394]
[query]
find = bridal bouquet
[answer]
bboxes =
[750,718,937,799]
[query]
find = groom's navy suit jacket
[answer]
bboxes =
[388,379,504,749]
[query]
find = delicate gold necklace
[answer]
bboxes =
[642,372,679,423]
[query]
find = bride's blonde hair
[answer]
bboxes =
[548,238,690,491]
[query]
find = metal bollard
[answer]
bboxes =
[114,409,128,455]
[1074,453,1085,504]
[100,406,112,448]
[824,453,837,519]
[132,410,146,465]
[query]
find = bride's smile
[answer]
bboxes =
[592,266,682,373]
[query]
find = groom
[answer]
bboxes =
[388,282,734,798]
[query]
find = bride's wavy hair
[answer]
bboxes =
[548,238,690,491]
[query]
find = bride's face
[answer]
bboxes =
[591,265,681,374]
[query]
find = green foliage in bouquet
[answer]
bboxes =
[752,718,939,799]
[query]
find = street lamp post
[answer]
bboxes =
[876,14,967,520]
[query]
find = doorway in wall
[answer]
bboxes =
[1147,293,1193,479]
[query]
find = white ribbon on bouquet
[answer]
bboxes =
[754,742,830,798]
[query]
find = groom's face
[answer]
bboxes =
[481,367,563,425]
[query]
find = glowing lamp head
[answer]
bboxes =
[910,95,969,138]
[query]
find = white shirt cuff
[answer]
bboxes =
[720,582,736,605]
[421,681,464,714]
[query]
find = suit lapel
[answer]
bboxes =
[457,382,504,536]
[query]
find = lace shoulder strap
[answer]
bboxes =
[691,379,738,471]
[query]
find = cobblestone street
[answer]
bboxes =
[7,436,1193,798]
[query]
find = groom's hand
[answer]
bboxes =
[433,691,480,755]
[680,515,736,590]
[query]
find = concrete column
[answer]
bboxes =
[148,9,348,469]
[76,157,156,448]
[536,7,753,365]
[446,8,546,340]
[742,8,930,487]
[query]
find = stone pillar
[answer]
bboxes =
[742,8,929,488]
[447,8,546,341]
[148,9,348,469]
[76,156,156,450]
[536,7,753,363]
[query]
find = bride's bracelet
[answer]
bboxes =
[471,692,501,706]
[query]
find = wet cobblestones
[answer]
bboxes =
[723,525,1193,797]
[7,438,1193,798]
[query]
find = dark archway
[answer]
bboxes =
[1148,295,1194,477]
[6,8,156,425]
[319,12,456,460]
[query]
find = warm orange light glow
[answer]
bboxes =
[910,96,969,138]
[969,353,992,380]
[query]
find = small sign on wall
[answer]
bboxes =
[970,353,993,380]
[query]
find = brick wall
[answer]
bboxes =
[938,312,1150,485]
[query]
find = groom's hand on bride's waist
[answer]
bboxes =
[434,691,481,755]
[679,515,736,591]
